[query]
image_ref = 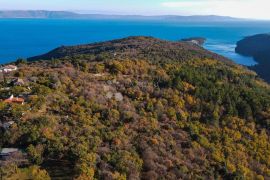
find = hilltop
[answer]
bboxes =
[1,36,270,179]
[236,33,270,82]
[28,36,230,63]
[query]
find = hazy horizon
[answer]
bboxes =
[0,9,264,21]
[0,0,270,20]
[0,9,241,17]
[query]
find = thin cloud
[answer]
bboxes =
[160,0,270,19]
[161,0,245,8]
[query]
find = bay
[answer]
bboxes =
[1,18,270,65]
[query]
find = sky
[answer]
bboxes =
[0,0,270,20]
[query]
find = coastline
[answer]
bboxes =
[0,19,270,66]
[0,38,258,66]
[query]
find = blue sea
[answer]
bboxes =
[1,19,270,65]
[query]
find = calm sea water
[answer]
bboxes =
[1,19,270,65]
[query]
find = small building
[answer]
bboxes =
[0,148,28,166]
[0,65,18,73]
[3,95,24,105]
[0,148,19,158]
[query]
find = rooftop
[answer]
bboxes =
[1,65,17,69]
[0,148,19,154]
[3,95,24,104]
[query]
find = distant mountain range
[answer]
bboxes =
[0,10,245,21]
[0,10,78,19]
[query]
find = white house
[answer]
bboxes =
[0,65,18,73]
[0,148,19,157]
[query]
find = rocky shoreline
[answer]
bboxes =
[235,33,270,83]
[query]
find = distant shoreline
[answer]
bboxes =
[0,10,250,21]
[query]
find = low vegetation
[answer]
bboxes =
[1,36,270,179]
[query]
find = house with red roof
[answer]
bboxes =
[3,95,24,105]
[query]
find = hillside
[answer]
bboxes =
[0,10,243,21]
[1,36,270,179]
[236,33,270,82]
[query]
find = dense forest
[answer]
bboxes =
[1,36,270,179]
